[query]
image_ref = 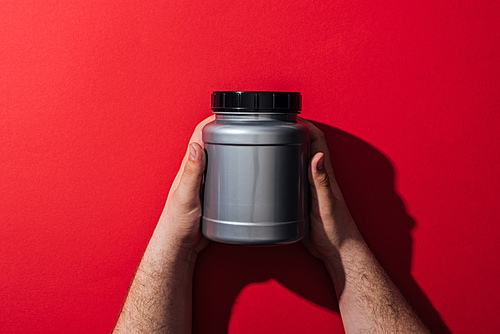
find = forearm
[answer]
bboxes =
[113,126,209,333]
[304,121,429,333]
[113,227,196,334]
[325,231,429,333]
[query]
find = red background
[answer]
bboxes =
[1,1,499,333]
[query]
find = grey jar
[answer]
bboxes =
[201,91,310,245]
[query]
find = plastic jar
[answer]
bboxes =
[202,91,310,245]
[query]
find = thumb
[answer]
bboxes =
[309,152,336,220]
[174,142,206,209]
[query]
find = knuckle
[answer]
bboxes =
[182,162,197,179]
[316,170,330,188]
[182,166,192,178]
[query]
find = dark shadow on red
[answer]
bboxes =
[193,122,451,334]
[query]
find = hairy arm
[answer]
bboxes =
[113,237,197,333]
[302,119,429,333]
[113,117,213,333]
[325,237,428,333]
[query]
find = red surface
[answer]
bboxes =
[1,1,499,333]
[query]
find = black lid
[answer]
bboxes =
[211,91,301,113]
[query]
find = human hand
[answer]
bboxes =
[298,120,431,334]
[114,116,216,333]
[300,118,363,261]
[155,115,215,262]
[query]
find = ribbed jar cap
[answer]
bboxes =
[211,91,301,113]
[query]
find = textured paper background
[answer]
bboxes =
[1,1,498,333]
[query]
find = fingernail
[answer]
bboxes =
[189,143,197,160]
[317,154,324,171]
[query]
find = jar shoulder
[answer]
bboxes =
[203,120,310,145]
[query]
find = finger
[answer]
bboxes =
[299,117,340,189]
[298,117,325,143]
[189,114,215,145]
[173,142,206,210]
[299,117,330,157]
[309,152,336,220]
[171,115,214,191]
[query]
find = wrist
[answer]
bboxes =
[320,218,366,260]
[161,234,200,266]
[330,216,364,248]
[156,213,206,261]
[146,225,200,268]
[171,243,200,266]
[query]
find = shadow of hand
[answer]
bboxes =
[193,122,451,334]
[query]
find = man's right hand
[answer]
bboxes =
[299,118,363,262]
[299,118,429,333]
